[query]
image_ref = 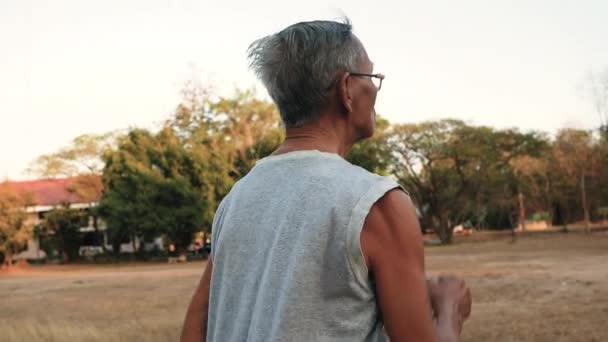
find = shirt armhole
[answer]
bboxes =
[345,177,407,291]
[210,195,230,259]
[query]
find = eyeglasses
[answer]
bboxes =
[349,73,385,91]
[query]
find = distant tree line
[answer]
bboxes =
[2,81,608,266]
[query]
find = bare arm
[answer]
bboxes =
[361,189,462,342]
[180,257,213,342]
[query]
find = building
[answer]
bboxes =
[10,177,162,261]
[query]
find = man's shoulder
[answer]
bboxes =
[333,158,388,181]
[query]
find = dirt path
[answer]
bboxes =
[1,232,607,341]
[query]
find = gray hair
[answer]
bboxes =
[247,19,367,128]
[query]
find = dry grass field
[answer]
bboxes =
[1,231,607,342]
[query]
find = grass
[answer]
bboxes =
[1,231,607,341]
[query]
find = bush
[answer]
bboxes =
[26,258,47,265]
[531,211,551,222]
[598,207,608,220]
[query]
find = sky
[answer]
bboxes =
[1,0,607,180]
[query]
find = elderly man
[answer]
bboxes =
[181,19,471,342]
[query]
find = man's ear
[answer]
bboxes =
[338,72,353,114]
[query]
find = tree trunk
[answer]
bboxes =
[518,192,526,232]
[581,174,591,233]
[59,234,70,264]
[4,253,13,268]
[508,212,517,243]
[112,240,121,261]
[563,202,570,233]
[437,215,453,244]
[131,235,137,256]
[92,214,107,253]
[545,179,553,227]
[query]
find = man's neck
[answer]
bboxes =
[274,120,354,158]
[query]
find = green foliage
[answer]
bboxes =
[28,79,608,252]
[99,128,211,252]
[531,211,551,222]
[347,116,393,174]
[98,87,284,254]
[26,133,112,246]
[390,120,548,243]
[550,129,599,229]
[598,207,608,220]
[210,88,283,177]
[27,133,116,178]
[39,206,86,263]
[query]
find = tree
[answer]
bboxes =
[27,133,115,249]
[210,88,283,178]
[165,77,215,143]
[26,154,76,179]
[26,133,113,205]
[510,155,551,231]
[553,129,597,232]
[390,120,477,243]
[164,86,282,220]
[0,182,34,268]
[99,128,212,254]
[390,120,546,243]
[347,116,393,175]
[583,67,608,135]
[597,135,608,218]
[39,205,85,263]
[27,133,115,177]
[99,85,283,257]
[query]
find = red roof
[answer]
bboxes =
[8,178,91,207]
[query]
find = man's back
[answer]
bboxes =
[207,150,401,342]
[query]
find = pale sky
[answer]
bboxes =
[1,0,607,180]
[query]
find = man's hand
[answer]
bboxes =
[427,275,472,335]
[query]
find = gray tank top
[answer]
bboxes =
[208,150,402,342]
